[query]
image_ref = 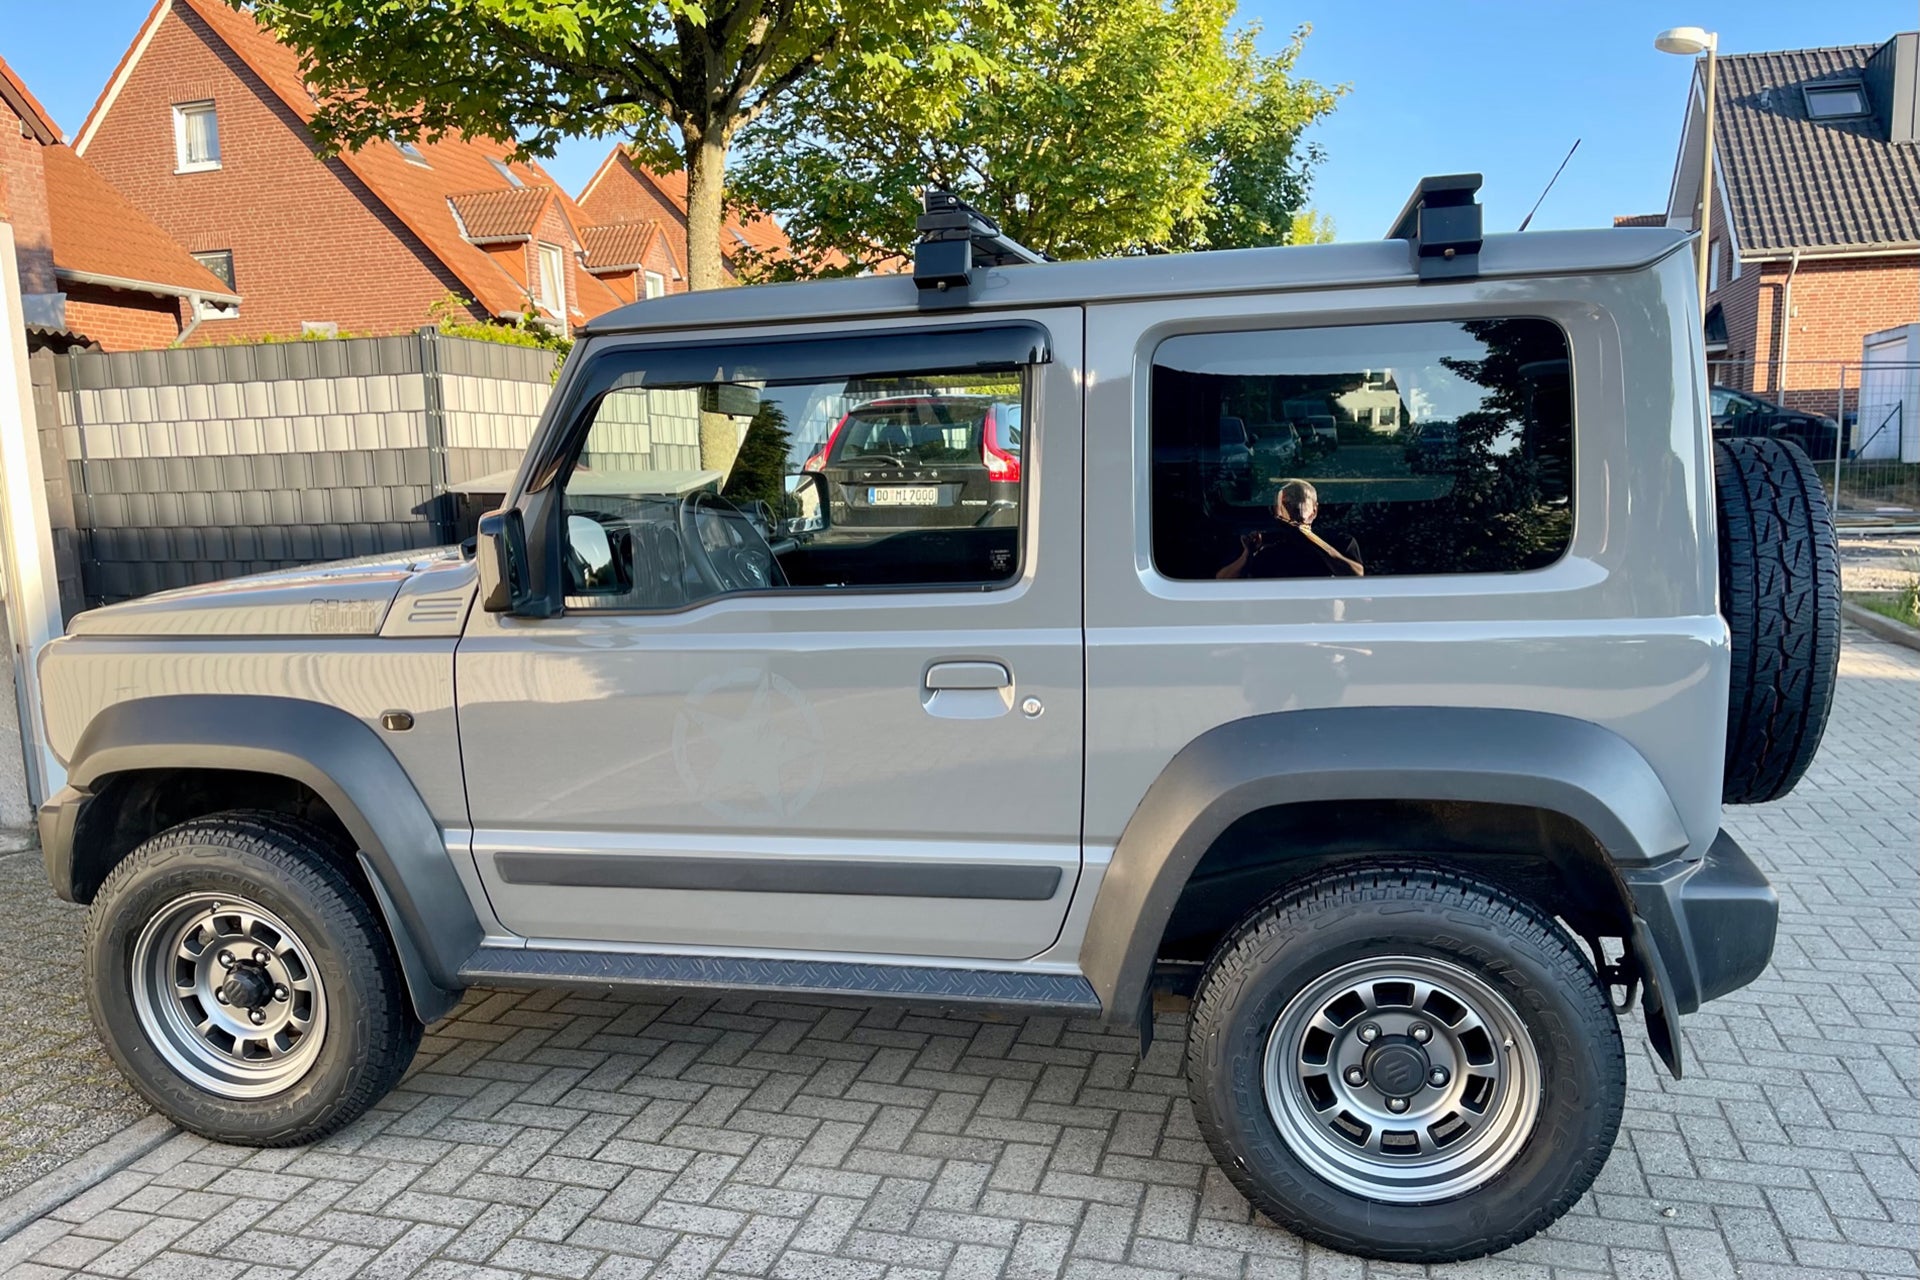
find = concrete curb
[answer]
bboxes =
[1844,600,1920,653]
[0,1114,176,1243]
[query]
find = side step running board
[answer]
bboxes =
[460,946,1103,1013]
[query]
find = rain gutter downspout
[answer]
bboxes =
[1774,248,1802,398]
[175,294,206,347]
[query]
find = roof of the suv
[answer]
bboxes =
[579,228,1691,338]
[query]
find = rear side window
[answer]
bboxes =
[1150,318,1573,581]
[830,398,991,465]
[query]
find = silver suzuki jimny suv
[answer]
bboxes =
[37,178,1839,1262]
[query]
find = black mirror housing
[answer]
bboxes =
[476,508,531,614]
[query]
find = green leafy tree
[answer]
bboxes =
[1286,208,1337,245]
[731,0,1342,275]
[721,401,795,514]
[239,0,992,291]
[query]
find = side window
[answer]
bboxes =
[560,368,1027,611]
[1151,318,1573,580]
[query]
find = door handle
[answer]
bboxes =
[925,661,1010,691]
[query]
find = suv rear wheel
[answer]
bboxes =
[1187,867,1624,1262]
[85,812,421,1146]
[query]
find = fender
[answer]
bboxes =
[55,694,479,1023]
[1081,706,1694,1030]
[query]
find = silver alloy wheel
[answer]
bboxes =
[1263,954,1541,1203]
[129,894,328,1098]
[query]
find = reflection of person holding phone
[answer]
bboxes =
[1217,479,1365,579]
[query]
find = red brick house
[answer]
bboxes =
[1627,32,1920,417]
[578,145,795,285]
[1,54,235,351]
[71,0,664,341]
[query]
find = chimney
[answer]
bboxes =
[1864,31,1919,144]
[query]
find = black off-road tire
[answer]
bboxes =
[1714,436,1840,804]
[86,812,421,1146]
[1186,867,1625,1263]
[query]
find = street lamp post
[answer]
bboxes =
[1656,26,1721,308]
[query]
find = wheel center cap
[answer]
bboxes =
[219,964,272,1011]
[1362,1037,1430,1097]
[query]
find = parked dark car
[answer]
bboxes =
[806,394,1021,527]
[1712,386,1841,461]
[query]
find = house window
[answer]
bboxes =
[1151,318,1574,580]
[537,243,567,318]
[643,270,666,299]
[393,138,430,166]
[1707,238,1721,294]
[489,157,524,187]
[191,250,238,319]
[1804,82,1869,119]
[173,102,220,172]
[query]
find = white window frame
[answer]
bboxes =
[643,270,666,299]
[1707,238,1721,295]
[172,101,220,173]
[536,243,567,318]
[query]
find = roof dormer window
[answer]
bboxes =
[394,138,431,166]
[1803,81,1869,119]
[490,157,524,187]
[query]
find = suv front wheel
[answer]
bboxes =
[86,812,422,1146]
[1187,867,1624,1262]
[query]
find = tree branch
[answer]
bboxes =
[734,30,835,126]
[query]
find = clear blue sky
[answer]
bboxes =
[2,0,1913,239]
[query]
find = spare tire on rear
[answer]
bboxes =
[1714,437,1840,804]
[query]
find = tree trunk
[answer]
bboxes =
[683,130,730,292]
[685,128,742,475]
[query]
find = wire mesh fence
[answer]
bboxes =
[1706,357,1920,526]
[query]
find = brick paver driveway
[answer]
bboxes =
[2,632,1914,1279]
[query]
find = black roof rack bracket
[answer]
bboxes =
[1386,173,1484,282]
[913,190,1048,306]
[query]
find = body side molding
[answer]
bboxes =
[461,946,1101,1012]
[1080,706,1694,1029]
[60,694,479,1022]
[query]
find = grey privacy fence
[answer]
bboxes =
[1706,354,1920,526]
[56,330,561,605]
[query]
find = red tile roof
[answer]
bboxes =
[151,0,621,320]
[580,221,663,272]
[41,146,236,298]
[447,186,554,241]
[3,51,232,301]
[1612,213,1667,228]
[0,54,61,145]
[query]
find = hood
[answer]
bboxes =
[66,548,466,638]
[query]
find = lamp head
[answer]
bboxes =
[1655,27,1716,56]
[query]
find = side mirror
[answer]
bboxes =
[779,471,829,535]
[564,513,632,596]
[476,507,531,614]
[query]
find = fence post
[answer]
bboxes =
[417,325,452,543]
[1832,362,1847,513]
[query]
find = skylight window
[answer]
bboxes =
[394,138,430,166]
[1804,82,1870,119]
[490,157,524,187]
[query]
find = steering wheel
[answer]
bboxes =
[679,490,789,595]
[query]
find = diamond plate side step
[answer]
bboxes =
[459,947,1103,1013]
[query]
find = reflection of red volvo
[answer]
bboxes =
[803,395,1023,527]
